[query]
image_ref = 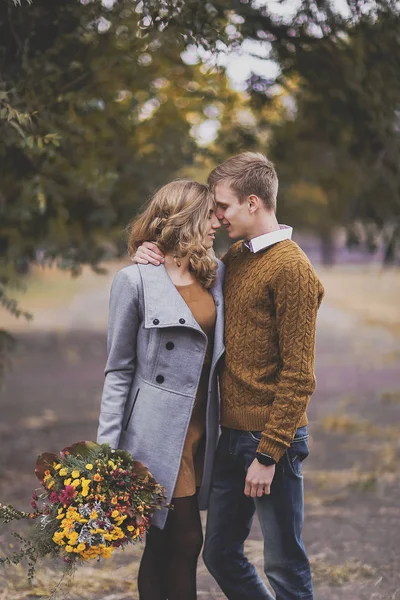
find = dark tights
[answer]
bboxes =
[138,495,203,600]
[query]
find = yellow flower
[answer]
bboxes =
[76,543,86,552]
[65,545,74,553]
[43,473,51,482]
[59,468,68,477]
[111,510,119,519]
[93,473,101,482]
[108,460,116,469]
[54,463,62,471]
[127,525,134,532]
[111,497,117,505]
[85,464,93,470]
[71,479,81,488]
[112,526,124,539]
[64,478,72,486]
[68,532,79,545]
[71,470,80,479]
[52,531,65,543]
[101,546,114,558]
[47,480,55,489]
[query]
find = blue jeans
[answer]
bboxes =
[203,426,313,600]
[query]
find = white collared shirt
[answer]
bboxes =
[243,225,293,253]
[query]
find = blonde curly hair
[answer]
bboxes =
[127,179,218,289]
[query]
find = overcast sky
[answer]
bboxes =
[211,0,351,88]
[186,0,351,144]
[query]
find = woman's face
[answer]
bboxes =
[203,201,221,249]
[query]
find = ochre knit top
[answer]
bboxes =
[173,280,216,498]
[220,239,324,463]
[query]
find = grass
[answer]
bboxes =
[0,261,125,330]
[0,545,142,600]
[318,265,400,335]
[310,557,376,586]
[1,262,399,332]
[320,414,379,436]
[381,391,400,404]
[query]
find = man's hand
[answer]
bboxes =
[132,242,165,265]
[244,459,275,498]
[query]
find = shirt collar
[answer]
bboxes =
[243,225,293,253]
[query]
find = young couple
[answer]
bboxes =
[97,152,325,600]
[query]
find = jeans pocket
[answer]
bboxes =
[287,428,309,477]
[247,431,262,443]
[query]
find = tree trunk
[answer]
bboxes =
[383,228,398,266]
[320,231,335,266]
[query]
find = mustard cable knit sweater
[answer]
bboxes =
[220,239,325,463]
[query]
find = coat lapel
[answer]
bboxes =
[209,261,225,371]
[138,263,203,334]
[137,261,225,365]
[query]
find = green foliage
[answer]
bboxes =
[206,0,400,259]
[0,0,232,373]
[1,0,400,369]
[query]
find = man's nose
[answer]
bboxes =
[215,208,224,221]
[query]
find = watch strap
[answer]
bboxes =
[256,452,276,466]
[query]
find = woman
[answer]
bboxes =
[97,179,224,600]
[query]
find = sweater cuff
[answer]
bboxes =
[257,436,287,463]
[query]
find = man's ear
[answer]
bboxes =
[247,194,262,214]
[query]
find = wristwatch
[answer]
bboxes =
[256,452,276,467]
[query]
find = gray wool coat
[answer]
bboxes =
[97,260,225,529]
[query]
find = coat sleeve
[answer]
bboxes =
[97,268,140,449]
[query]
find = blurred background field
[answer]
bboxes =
[2,256,400,333]
[1,256,400,599]
[1,0,400,598]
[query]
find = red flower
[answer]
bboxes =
[59,485,77,505]
[49,491,59,504]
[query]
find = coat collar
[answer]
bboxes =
[137,262,223,335]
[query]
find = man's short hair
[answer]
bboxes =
[207,152,279,211]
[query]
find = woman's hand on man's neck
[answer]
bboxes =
[164,253,196,286]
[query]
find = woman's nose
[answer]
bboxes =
[212,214,222,229]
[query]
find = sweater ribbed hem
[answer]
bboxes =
[220,408,308,463]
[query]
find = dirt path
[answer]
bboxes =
[0,266,399,599]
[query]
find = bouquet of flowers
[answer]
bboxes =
[0,441,167,585]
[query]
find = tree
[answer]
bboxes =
[0,0,233,377]
[191,0,400,263]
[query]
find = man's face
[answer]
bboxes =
[214,181,252,240]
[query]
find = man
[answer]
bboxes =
[134,152,324,600]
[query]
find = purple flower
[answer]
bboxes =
[63,556,73,563]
